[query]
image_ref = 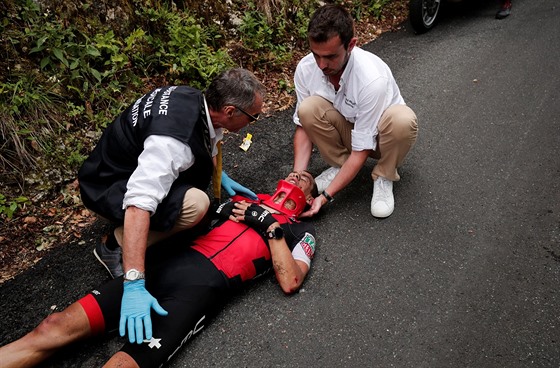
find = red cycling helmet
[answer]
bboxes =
[262,180,307,217]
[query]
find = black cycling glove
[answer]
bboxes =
[243,204,277,233]
[214,200,236,220]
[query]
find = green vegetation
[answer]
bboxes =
[0,194,30,220]
[238,1,314,68]
[0,0,394,221]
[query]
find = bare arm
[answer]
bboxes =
[122,206,150,274]
[228,201,311,293]
[324,149,370,197]
[293,126,313,172]
[267,223,310,294]
[300,150,370,217]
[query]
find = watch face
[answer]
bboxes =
[271,227,284,239]
[125,269,140,280]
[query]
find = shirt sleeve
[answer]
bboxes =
[291,230,316,267]
[286,222,316,267]
[122,135,194,214]
[293,62,310,126]
[212,128,224,157]
[351,77,390,151]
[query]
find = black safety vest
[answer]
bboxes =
[78,86,213,231]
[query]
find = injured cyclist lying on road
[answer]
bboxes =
[0,171,319,368]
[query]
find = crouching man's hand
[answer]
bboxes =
[119,280,168,344]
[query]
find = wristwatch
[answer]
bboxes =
[124,268,145,282]
[266,227,284,240]
[321,190,334,203]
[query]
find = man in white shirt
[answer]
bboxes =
[292,4,418,219]
[78,68,265,342]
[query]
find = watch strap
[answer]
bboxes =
[267,227,284,240]
[321,190,334,202]
[124,268,145,281]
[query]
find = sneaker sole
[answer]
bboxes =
[371,201,394,218]
[371,208,394,218]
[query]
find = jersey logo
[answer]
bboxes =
[258,209,271,222]
[344,94,356,108]
[145,337,162,349]
[299,232,316,259]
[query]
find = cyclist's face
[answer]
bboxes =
[284,171,314,195]
[269,172,314,212]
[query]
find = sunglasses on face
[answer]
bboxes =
[235,106,260,123]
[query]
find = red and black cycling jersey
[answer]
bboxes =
[79,196,316,367]
[193,196,315,289]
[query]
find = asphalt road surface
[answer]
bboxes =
[1,0,559,367]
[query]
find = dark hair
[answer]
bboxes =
[308,4,355,49]
[303,170,319,198]
[205,68,266,111]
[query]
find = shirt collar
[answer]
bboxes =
[203,96,223,155]
[320,51,355,89]
[203,96,214,135]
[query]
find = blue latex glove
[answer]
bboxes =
[119,280,168,344]
[221,171,257,199]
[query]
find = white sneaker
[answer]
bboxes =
[315,167,341,193]
[371,176,394,218]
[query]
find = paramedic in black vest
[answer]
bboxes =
[77,68,265,340]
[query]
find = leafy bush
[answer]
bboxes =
[0,194,30,220]
[0,0,235,193]
[337,0,393,20]
[237,0,318,70]
[137,4,234,89]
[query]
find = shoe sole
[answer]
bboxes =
[93,248,118,279]
[371,201,394,218]
[371,209,393,218]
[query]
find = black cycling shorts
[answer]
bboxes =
[86,247,230,368]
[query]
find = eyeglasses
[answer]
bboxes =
[235,106,260,123]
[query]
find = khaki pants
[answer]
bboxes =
[298,96,418,181]
[115,187,209,246]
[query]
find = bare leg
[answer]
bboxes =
[103,351,140,368]
[1,301,141,368]
[0,302,91,368]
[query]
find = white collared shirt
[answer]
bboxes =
[293,47,405,151]
[122,97,222,214]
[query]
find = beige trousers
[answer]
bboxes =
[115,187,209,246]
[298,96,418,181]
